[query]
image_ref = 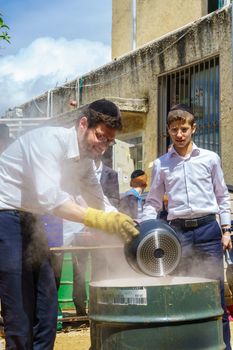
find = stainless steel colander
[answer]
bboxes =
[124,219,182,277]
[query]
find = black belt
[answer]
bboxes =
[170,214,216,229]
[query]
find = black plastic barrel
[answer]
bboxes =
[89,276,224,350]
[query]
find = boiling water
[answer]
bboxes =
[90,275,213,288]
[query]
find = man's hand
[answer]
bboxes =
[222,232,232,251]
[84,208,139,243]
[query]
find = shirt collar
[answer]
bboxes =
[168,142,200,158]
[130,188,142,200]
[95,161,103,174]
[66,126,80,160]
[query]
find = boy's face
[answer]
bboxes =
[168,120,196,151]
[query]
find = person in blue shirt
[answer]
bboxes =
[120,169,147,221]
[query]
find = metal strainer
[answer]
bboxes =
[124,219,182,277]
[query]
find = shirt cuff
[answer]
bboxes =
[220,212,232,226]
[141,205,158,221]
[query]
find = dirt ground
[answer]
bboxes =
[56,323,233,350]
[54,325,90,350]
[0,323,91,350]
[0,322,233,349]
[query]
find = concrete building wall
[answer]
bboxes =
[11,7,233,185]
[137,0,208,47]
[112,0,132,59]
[112,0,208,58]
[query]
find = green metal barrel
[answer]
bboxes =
[58,252,92,312]
[89,276,224,350]
[58,253,75,310]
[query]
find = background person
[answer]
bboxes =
[95,157,120,209]
[0,98,138,350]
[142,104,232,350]
[120,169,147,221]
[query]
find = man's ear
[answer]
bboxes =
[79,116,88,131]
[192,123,196,134]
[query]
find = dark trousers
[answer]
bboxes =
[72,234,113,315]
[72,251,88,315]
[171,219,231,350]
[50,239,109,316]
[0,211,58,350]
[50,250,88,315]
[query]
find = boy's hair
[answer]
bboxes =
[167,104,195,127]
[80,98,122,130]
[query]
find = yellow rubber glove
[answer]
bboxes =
[83,208,139,243]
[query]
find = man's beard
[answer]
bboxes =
[79,131,102,160]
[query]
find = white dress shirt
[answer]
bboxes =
[95,161,103,183]
[143,143,231,226]
[0,126,113,215]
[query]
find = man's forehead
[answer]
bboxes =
[168,120,191,127]
[96,123,115,134]
[168,109,193,118]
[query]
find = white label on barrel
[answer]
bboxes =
[97,287,147,305]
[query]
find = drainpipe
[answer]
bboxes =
[47,90,51,118]
[50,90,53,117]
[75,78,80,108]
[131,0,137,50]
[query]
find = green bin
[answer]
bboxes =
[58,253,75,310]
[58,252,92,312]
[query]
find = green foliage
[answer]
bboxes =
[0,13,10,44]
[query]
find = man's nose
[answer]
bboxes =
[176,129,183,136]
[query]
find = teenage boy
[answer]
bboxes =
[143,104,232,350]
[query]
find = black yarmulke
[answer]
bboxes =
[131,169,145,179]
[89,99,119,117]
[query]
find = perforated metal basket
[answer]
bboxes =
[124,219,182,277]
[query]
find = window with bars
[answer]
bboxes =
[208,0,232,13]
[158,56,219,155]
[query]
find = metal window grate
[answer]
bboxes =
[158,56,219,155]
